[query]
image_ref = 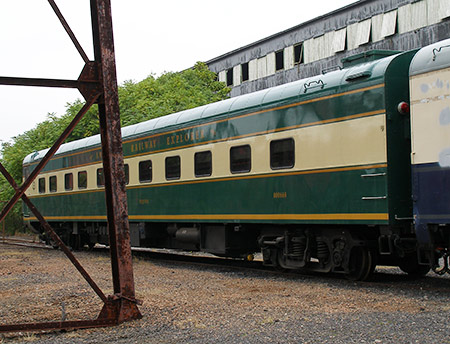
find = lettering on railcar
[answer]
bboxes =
[94,151,102,160]
[130,138,160,154]
[166,129,206,147]
[273,192,287,199]
[128,126,217,155]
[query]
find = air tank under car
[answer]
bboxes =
[409,38,450,272]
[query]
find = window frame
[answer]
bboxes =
[241,62,249,82]
[38,177,46,194]
[139,160,153,183]
[226,68,233,86]
[275,50,284,71]
[64,173,73,191]
[49,175,57,193]
[294,43,304,65]
[194,151,212,177]
[97,168,105,187]
[124,164,129,185]
[78,171,87,189]
[270,138,295,170]
[165,156,181,180]
[230,145,251,174]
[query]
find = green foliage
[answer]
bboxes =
[0,62,230,232]
[119,62,230,126]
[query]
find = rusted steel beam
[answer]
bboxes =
[0,0,142,333]
[48,0,90,64]
[90,0,142,322]
[0,319,117,333]
[0,164,109,304]
[0,93,100,225]
[0,76,78,88]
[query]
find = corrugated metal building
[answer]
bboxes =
[207,0,450,97]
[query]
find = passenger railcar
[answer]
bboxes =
[22,38,450,280]
[409,40,450,274]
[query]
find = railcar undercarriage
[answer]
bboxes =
[31,221,434,281]
[259,227,377,280]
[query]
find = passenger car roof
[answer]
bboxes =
[410,38,450,76]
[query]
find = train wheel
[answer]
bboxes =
[346,246,374,281]
[398,255,430,277]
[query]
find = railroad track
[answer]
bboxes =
[2,236,449,293]
[0,236,50,249]
[117,245,450,293]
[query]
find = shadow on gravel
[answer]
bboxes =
[130,249,450,295]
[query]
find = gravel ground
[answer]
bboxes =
[1,243,449,344]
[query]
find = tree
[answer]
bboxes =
[0,62,230,232]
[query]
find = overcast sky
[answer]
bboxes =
[0,0,357,143]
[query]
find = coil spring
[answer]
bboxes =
[316,240,330,262]
[290,236,307,259]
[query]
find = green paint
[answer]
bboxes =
[28,165,388,225]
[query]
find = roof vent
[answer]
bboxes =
[341,50,400,68]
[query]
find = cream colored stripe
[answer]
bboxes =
[27,114,387,197]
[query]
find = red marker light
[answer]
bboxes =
[397,101,410,115]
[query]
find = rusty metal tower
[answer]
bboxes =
[0,0,142,332]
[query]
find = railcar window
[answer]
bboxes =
[78,171,87,189]
[195,151,212,177]
[165,156,181,180]
[64,173,73,191]
[230,145,251,173]
[124,164,129,185]
[270,138,295,169]
[139,160,152,183]
[97,168,104,187]
[275,50,284,71]
[38,178,45,194]
[49,176,57,193]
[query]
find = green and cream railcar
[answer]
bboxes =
[23,49,417,280]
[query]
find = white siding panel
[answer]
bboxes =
[330,28,346,54]
[303,37,323,63]
[323,33,333,59]
[398,4,413,33]
[321,33,335,59]
[381,10,397,38]
[257,56,267,78]
[266,52,276,76]
[428,0,450,23]
[427,0,441,25]
[371,13,384,42]
[249,59,258,81]
[347,19,371,50]
[218,70,226,84]
[303,38,314,64]
[359,19,372,46]
[314,35,325,60]
[284,45,294,70]
[233,65,241,86]
[398,2,428,34]
[347,22,359,50]
[411,1,428,30]
[440,0,450,19]
[372,11,397,42]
